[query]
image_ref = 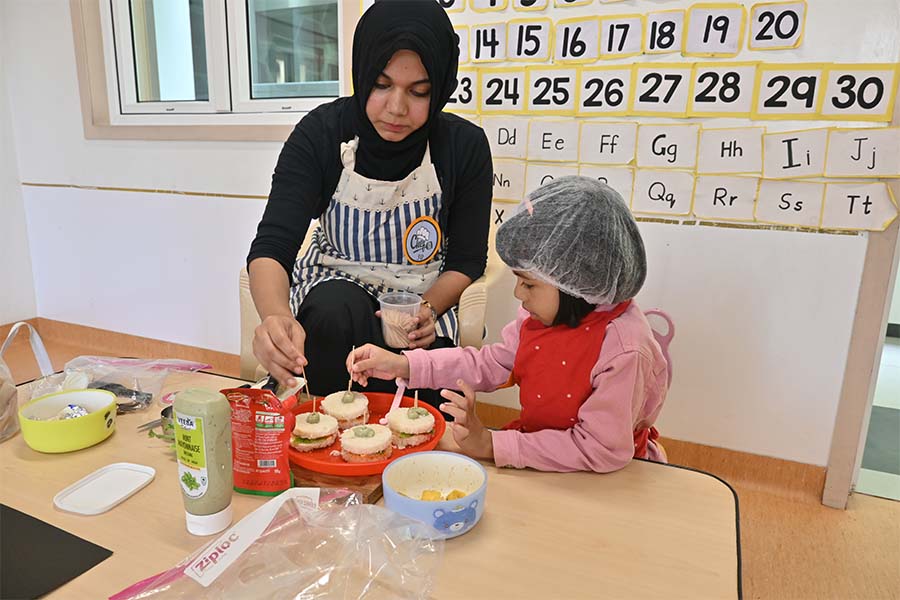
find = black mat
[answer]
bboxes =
[0,504,112,599]
[862,406,900,475]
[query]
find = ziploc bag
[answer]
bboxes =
[110,488,444,600]
[28,357,210,413]
[0,322,55,442]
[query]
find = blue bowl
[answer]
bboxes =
[382,451,487,539]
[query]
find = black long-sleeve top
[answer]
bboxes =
[247,98,493,285]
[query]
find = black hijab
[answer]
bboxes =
[348,0,459,182]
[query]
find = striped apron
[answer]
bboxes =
[291,137,458,343]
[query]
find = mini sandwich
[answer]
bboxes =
[386,406,435,449]
[321,391,369,429]
[290,412,339,452]
[340,424,392,463]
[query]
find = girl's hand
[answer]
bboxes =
[252,315,307,387]
[440,380,494,462]
[407,304,437,349]
[347,344,410,387]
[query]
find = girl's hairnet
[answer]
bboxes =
[496,176,647,305]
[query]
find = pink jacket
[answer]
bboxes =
[405,302,668,473]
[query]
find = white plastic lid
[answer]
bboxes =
[54,463,155,515]
[186,504,233,536]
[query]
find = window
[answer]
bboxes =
[104,0,344,123]
[231,0,341,112]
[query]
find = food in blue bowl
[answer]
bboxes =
[382,451,486,539]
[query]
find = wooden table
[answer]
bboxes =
[2,371,741,599]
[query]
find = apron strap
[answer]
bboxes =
[340,137,359,170]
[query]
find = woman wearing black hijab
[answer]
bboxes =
[247,0,493,403]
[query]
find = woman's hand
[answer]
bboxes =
[348,344,410,387]
[252,315,307,386]
[407,303,437,349]
[439,380,494,462]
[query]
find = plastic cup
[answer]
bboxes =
[379,292,422,348]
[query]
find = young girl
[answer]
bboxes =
[348,176,669,473]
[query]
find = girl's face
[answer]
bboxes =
[365,50,431,142]
[513,271,559,326]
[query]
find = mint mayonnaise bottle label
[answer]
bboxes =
[175,413,209,499]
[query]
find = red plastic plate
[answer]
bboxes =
[287,392,446,476]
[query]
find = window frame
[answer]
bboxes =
[108,0,231,115]
[90,0,350,129]
[228,0,346,114]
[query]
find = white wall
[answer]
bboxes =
[1,0,897,465]
[480,224,867,466]
[23,186,264,353]
[4,0,279,195]
[3,0,277,353]
[0,1,37,324]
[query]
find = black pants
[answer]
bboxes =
[296,280,454,411]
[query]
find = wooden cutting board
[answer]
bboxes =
[289,463,384,504]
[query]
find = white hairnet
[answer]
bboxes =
[496,176,646,304]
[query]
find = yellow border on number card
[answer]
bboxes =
[478,67,528,116]
[682,3,748,58]
[752,178,825,228]
[446,67,480,115]
[748,1,807,51]
[471,22,510,64]
[525,66,578,116]
[576,65,635,117]
[819,63,900,123]
[598,14,645,61]
[440,0,466,12]
[824,126,900,179]
[470,0,509,13]
[506,18,555,63]
[750,62,829,121]
[630,63,693,118]
[512,0,549,12]
[687,61,760,118]
[555,0,593,8]
[454,25,471,66]
[642,9,686,56]
[553,16,601,65]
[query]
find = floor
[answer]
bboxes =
[858,337,900,502]
[3,326,900,599]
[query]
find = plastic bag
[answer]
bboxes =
[110,488,444,600]
[0,360,19,442]
[28,356,210,413]
[0,322,55,442]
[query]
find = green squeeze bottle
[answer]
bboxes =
[173,389,234,536]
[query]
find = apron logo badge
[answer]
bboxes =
[404,216,441,265]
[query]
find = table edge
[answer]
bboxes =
[635,457,743,599]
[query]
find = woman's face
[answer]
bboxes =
[365,50,431,142]
[513,271,560,326]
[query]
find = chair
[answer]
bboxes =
[239,227,501,380]
[644,309,675,387]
